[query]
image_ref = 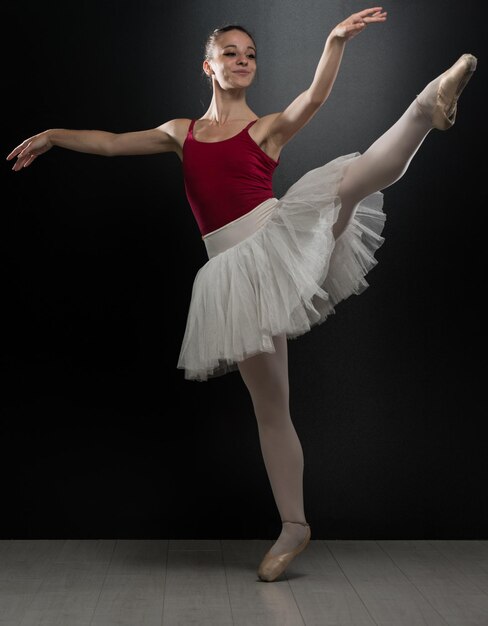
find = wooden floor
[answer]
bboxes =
[1,538,487,625]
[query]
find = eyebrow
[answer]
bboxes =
[223,44,256,52]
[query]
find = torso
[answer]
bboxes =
[181,115,279,237]
[171,113,283,163]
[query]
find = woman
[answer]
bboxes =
[7,7,477,582]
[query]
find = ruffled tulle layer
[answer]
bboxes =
[177,152,386,381]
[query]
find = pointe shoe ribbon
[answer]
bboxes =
[257,521,311,582]
[416,53,477,130]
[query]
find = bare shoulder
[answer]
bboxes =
[156,118,192,142]
[155,118,193,161]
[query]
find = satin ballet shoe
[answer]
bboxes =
[257,520,311,582]
[416,53,477,130]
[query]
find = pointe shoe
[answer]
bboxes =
[416,53,477,130]
[257,520,311,582]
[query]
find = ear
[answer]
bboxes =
[202,59,213,77]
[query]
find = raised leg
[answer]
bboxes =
[333,53,477,239]
[333,98,433,238]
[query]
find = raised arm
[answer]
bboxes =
[7,119,182,171]
[266,7,387,151]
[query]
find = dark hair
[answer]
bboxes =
[203,24,257,87]
[204,24,257,61]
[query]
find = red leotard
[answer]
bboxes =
[182,119,280,236]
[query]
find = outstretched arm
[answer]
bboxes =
[266,7,387,150]
[7,119,181,171]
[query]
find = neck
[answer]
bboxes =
[202,80,255,124]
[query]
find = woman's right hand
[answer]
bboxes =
[7,131,53,171]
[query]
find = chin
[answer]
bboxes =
[236,75,254,84]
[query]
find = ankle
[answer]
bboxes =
[414,97,434,126]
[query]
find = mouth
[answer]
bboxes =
[233,71,251,75]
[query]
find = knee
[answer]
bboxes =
[252,387,290,427]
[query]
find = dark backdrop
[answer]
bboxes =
[2,0,486,538]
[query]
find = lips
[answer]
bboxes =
[234,71,250,75]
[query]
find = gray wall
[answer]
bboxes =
[2,0,485,538]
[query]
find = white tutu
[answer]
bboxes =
[177,152,386,381]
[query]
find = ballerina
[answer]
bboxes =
[7,7,477,582]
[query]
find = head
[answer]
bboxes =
[203,25,257,91]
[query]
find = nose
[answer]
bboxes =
[237,55,248,65]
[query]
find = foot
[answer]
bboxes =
[257,520,311,582]
[268,521,309,556]
[415,53,477,130]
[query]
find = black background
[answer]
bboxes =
[2,0,486,538]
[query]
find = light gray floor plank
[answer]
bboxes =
[163,540,233,625]
[0,540,67,625]
[223,538,305,626]
[2,540,488,626]
[428,540,488,594]
[327,540,449,625]
[169,539,221,551]
[90,574,165,626]
[105,540,167,578]
[380,539,488,626]
[0,579,43,625]
[18,576,105,626]
[286,540,379,625]
[0,541,65,581]
[53,540,115,574]
[89,540,167,625]
[0,542,12,558]
[18,550,108,626]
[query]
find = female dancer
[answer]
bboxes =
[7,7,477,582]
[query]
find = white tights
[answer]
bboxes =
[238,87,439,555]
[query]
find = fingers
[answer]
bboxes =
[11,151,34,171]
[357,7,387,22]
[11,157,26,171]
[337,6,387,41]
[358,7,384,17]
[18,146,31,159]
[363,12,387,22]
[7,138,34,162]
[7,138,39,170]
[6,141,28,161]
[353,8,387,29]
[22,154,37,169]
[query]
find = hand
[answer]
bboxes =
[331,7,388,42]
[7,131,53,171]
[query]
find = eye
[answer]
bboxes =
[224,52,256,59]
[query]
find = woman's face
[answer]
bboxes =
[204,29,257,90]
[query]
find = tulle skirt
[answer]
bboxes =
[177,152,386,381]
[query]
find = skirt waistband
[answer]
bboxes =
[203,197,279,259]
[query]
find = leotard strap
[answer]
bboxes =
[245,119,258,130]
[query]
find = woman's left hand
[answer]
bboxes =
[331,7,388,42]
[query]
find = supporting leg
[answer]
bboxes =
[237,333,309,555]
